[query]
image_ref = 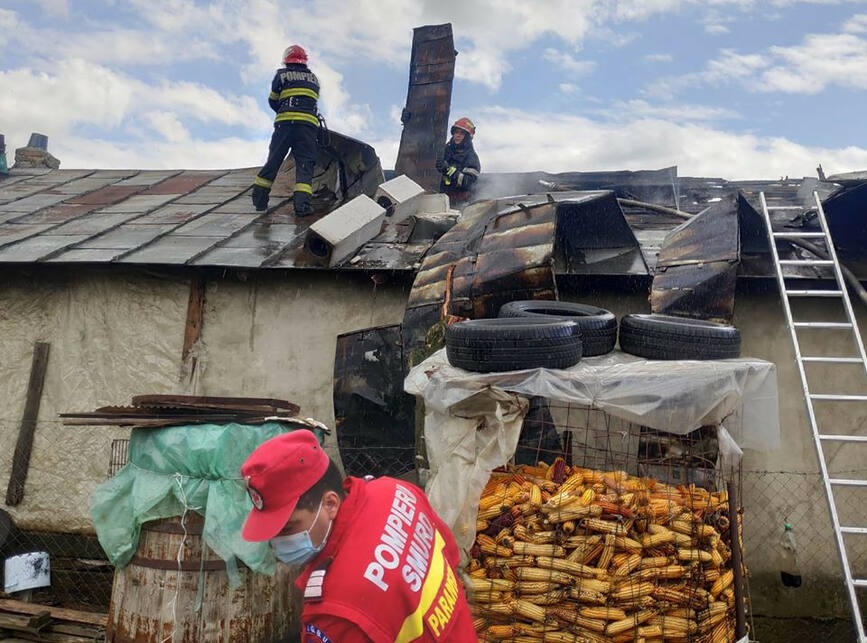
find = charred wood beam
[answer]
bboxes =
[5,342,50,506]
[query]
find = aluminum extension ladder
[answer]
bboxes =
[760,190,867,641]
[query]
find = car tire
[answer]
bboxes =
[618,314,741,360]
[498,300,617,356]
[445,318,583,373]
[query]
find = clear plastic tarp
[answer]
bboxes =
[405,349,779,552]
[91,421,325,585]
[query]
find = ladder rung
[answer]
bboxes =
[819,434,867,442]
[840,527,867,535]
[829,478,867,487]
[785,290,842,297]
[810,394,867,401]
[779,259,834,266]
[854,579,867,587]
[793,322,853,329]
[802,357,863,363]
[773,232,826,238]
[766,206,805,210]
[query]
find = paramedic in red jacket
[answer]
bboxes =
[241,430,477,643]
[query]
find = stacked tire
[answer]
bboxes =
[618,314,741,360]
[444,300,619,373]
[498,301,617,356]
[445,318,583,373]
[444,300,742,373]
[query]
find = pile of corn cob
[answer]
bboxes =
[467,459,742,643]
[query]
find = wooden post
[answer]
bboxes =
[5,342,50,506]
[179,275,205,385]
[727,479,748,640]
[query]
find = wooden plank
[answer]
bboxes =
[0,612,50,634]
[179,274,205,384]
[5,342,50,506]
[0,602,106,628]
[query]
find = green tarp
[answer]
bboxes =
[91,421,324,585]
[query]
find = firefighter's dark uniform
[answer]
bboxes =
[438,139,480,206]
[252,63,320,215]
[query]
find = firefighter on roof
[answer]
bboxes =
[252,45,320,216]
[241,430,477,642]
[436,117,480,206]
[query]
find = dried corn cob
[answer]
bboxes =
[605,609,654,636]
[513,542,567,557]
[636,624,664,638]
[611,580,656,601]
[524,589,570,605]
[597,534,616,569]
[468,577,516,592]
[535,555,607,579]
[678,548,713,563]
[583,518,628,535]
[511,599,548,622]
[578,607,627,620]
[515,580,560,595]
[516,566,575,585]
[548,607,607,632]
[648,615,699,636]
[546,505,604,523]
[613,553,642,576]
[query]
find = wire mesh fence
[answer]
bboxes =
[1,404,864,636]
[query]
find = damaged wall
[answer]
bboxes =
[0,268,410,532]
[0,269,187,532]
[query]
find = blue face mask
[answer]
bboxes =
[271,499,332,566]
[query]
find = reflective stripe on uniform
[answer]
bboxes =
[274,111,320,126]
[462,167,480,177]
[294,182,313,194]
[394,531,447,643]
[268,91,279,101]
[279,87,319,100]
[254,176,273,188]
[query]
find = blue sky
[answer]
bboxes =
[1,0,865,179]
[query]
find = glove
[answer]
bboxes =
[435,158,446,172]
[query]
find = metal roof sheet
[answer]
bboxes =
[0,166,432,271]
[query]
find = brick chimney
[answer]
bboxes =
[13,132,60,170]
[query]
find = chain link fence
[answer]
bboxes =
[1,427,119,612]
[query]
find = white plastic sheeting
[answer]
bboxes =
[0,270,188,531]
[405,348,779,553]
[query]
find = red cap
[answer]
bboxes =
[241,430,329,542]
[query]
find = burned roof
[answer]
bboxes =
[1,162,864,279]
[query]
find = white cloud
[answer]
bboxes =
[471,106,867,179]
[705,23,731,34]
[844,13,867,33]
[646,21,867,97]
[644,53,673,63]
[762,32,867,92]
[34,0,67,18]
[0,59,272,147]
[559,83,580,94]
[604,99,741,121]
[543,49,596,75]
[0,8,17,29]
[144,112,192,143]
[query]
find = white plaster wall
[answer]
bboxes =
[0,269,188,532]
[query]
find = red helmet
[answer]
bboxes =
[451,117,476,138]
[282,45,308,65]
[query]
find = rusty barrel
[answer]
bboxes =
[106,515,299,642]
